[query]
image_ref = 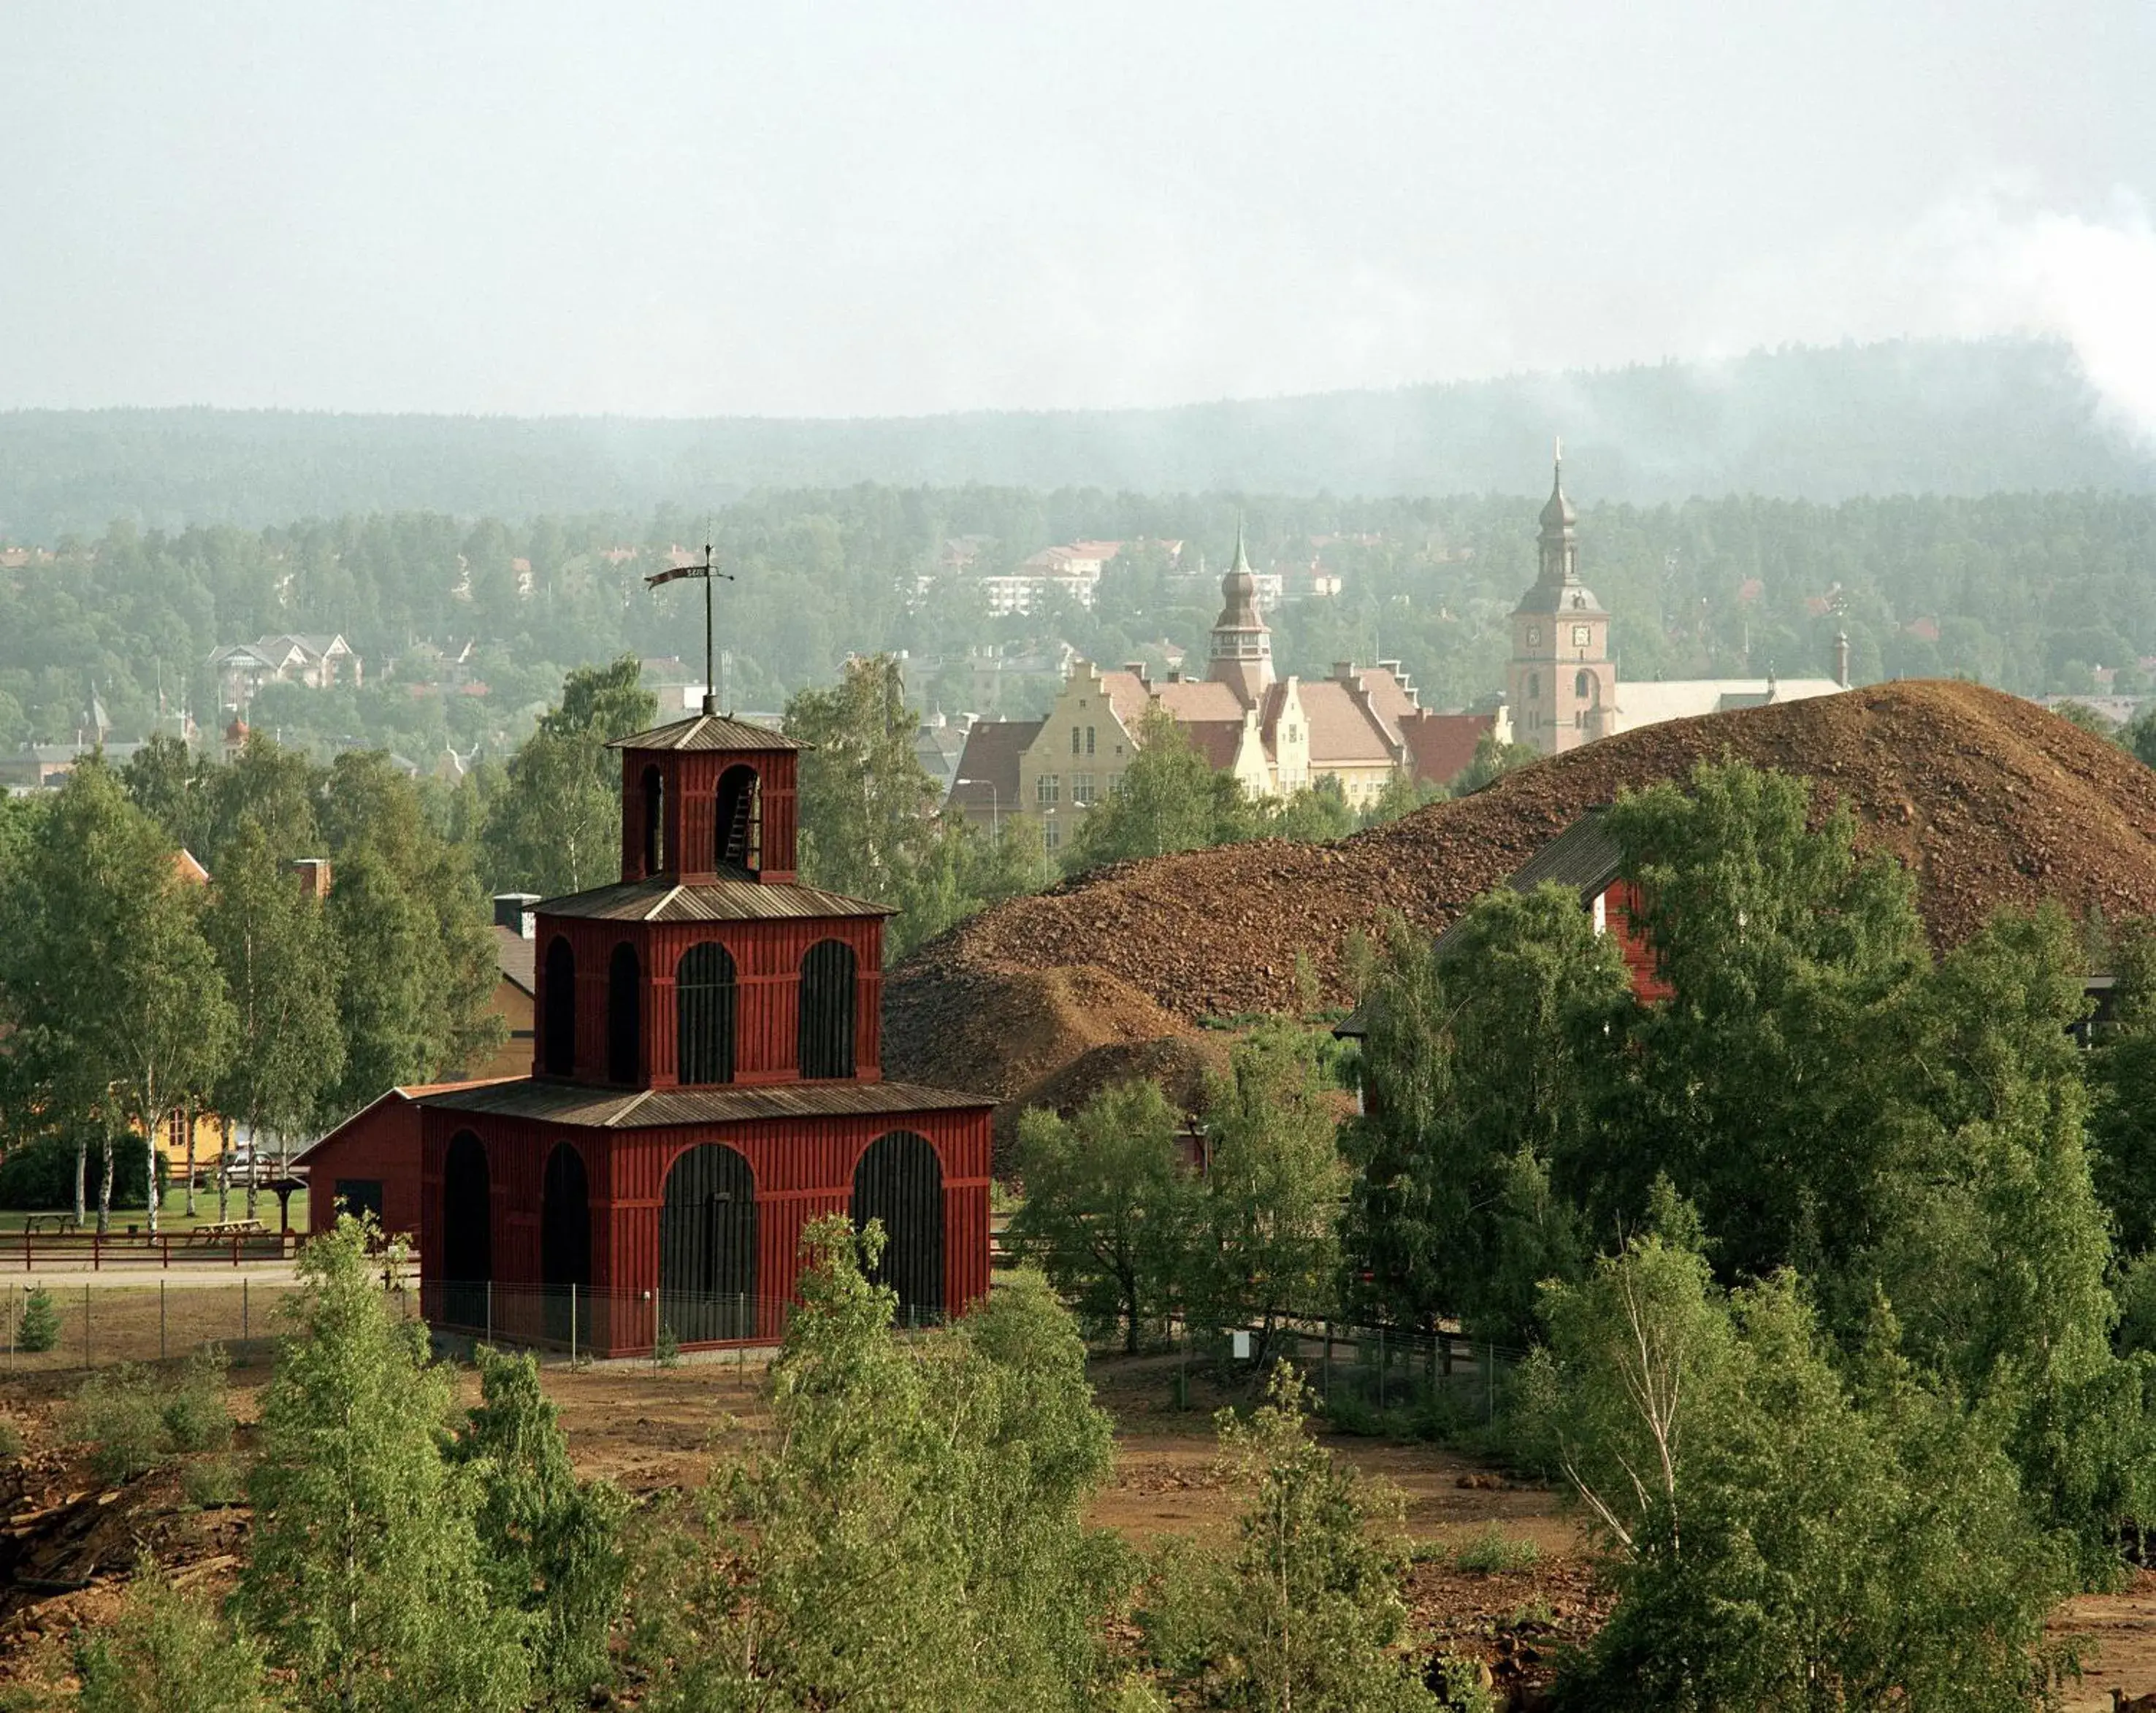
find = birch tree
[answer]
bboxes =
[0,764,234,1233]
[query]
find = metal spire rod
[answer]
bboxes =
[645,543,735,715]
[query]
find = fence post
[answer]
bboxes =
[92,1231,100,1273]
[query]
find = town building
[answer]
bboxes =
[208,634,362,713]
[1507,454,1848,757]
[361,707,993,1354]
[948,529,1493,849]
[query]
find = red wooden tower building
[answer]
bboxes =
[414,712,994,1354]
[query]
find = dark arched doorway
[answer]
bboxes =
[641,764,665,876]
[440,1130,491,1330]
[541,937,576,1076]
[716,764,759,873]
[798,939,857,1079]
[658,1144,757,1344]
[608,942,641,1084]
[676,943,737,1085]
[852,1132,944,1325]
[540,1143,592,1345]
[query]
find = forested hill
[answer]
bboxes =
[5,337,2151,541]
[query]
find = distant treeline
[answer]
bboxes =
[4,482,2155,758]
[3,337,2151,543]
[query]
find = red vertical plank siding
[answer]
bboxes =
[417,1104,993,1354]
[1602,881,1673,1003]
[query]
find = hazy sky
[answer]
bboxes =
[4,3,2152,420]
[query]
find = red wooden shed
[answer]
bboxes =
[413,712,995,1354]
[295,1078,517,1241]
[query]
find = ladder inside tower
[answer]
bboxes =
[721,781,759,871]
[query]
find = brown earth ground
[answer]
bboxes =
[887,682,2156,1134]
[0,1352,2151,1707]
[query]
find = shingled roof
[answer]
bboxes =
[606,713,806,753]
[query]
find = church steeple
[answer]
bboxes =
[1537,440,1578,584]
[1207,516,1274,707]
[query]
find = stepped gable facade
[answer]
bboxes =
[414,710,993,1354]
[982,526,1493,848]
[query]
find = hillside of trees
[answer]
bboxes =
[3,483,2152,759]
[4,337,2150,541]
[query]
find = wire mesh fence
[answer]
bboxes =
[0,1278,360,1373]
[1155,1314,1524,1428]
[420,1280,953,1364]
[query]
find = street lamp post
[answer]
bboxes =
[954,777,1000,845]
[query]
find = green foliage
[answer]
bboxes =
[238,1217,529,1713]
[1191,1027,1348,1365]
[1448,1524,1540,1574]
[453,1346,628,1709]
[651,1321,681,1367]
[786,654,943,903]
[1342,895,1628,1342]
[0,762,236,1231]
[480,656,655,898]
[0,1420,21,1460]
[65,1364,169,1484]
[160,1346,234,1453]
[75,1560,286,1713]
[203,823,345,1164]
[1361,770,1448,827]
[1008,1080,1197,1354]
[15,1286,58,1353]
[180,1456,244,1509]
[0,1133,154,1211]
[1448,732,1540,795]
[1343,758,2156,1579]
[1139,1363,1434,1713]
[1529,1230,2073,1712]
[2089,914,2156,1254]
[1064,707,1266,875]
[638,1217,1125,1712]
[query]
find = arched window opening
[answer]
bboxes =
[541,937,576,1076]
[540,1143,591,1345]
[441,1131,491,1330]
[1575,669,1596,702]
[716,764,760,873]
[641,765,665,876]
[608,942,642,1085]
[798,940,857,1079]
[676,943,738,1085]
[659,1144,757,1343]
[852,1132,944,1324]
[1527,672,1540,701]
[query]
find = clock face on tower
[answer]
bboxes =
[1572,624,1592,648]
[1526,626,1541,648]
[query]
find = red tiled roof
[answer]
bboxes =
[1398,711,1495,786]
[1178,719,1247,772]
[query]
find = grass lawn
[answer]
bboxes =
[0,1188,309,1235]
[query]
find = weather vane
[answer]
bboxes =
[646,543,734,716]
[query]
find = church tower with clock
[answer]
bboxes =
[1507,449,1615,756]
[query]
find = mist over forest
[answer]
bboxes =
[4,336,2150,544]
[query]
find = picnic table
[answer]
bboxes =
[20,1214,78,1237]
[188,1219,265,1244]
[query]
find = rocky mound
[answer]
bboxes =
[887,682,2156,1113]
